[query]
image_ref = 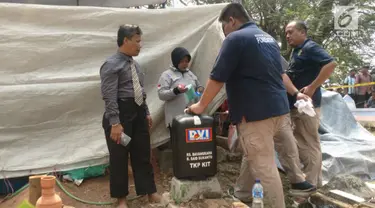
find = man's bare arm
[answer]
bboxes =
[282,74,299,95]
[309,61,337,89]
[198,78,225,109]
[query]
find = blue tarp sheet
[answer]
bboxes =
[277,90,375,181]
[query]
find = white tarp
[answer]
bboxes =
[0,0,166,8]
[0,3,227,179]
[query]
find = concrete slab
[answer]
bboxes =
[170,176,222,203]
[310,192,354,208]
[329,189,365,204]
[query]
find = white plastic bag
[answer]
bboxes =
[294,99,316,117]
[228,124,242,153]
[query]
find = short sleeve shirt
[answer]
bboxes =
[210,22,289,124]
[286,39,334,109]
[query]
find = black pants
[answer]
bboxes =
[356,94,368,108]
[102,99,156,198]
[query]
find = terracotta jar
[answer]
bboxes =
[36,176,62,208]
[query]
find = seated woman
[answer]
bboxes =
[365,91,375,108]
[157,47,204,141]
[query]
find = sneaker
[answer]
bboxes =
[290,181,317,197]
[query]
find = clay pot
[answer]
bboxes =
[36,176,62,208]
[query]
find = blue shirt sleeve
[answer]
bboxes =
[280,55,288,74]
[210,35,242,82]
[305,43,334,66]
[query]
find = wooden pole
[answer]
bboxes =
[28,175,46,206]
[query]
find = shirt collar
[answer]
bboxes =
[238,21,256,30]
[295,38,310,50]
[116,50,133,61]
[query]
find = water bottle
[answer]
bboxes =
[119,132,131,147]
[195,91,202,99]
[252,179,264,208]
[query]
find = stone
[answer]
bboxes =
[227,152,242,162]
[231,201,250,208]
[161,192,173,207]
[167,203,181,208]
[216,146,228,163]
[320,174,375,200]
[170,176,222,203]
[204,199,231,207]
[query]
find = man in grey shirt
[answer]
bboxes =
[100,25,160,208]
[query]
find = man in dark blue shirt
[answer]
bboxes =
[285,20,336,188]
[188,3,314,207]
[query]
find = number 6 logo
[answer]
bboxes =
[334,6,358,30]
[338,7,355,28]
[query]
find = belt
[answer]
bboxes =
[119,97,146,105]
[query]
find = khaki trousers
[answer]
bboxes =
[234,114,305,205]
[290,108,322,187]
[237,114,303,208]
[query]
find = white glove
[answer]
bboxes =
[294,99,316,117]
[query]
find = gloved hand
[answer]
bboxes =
[173,84,187,94]
[294,99,316,117]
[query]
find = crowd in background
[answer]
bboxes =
[326,65,375,108]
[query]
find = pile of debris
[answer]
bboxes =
[299,175,375,208]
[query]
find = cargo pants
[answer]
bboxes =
[290,108,322,187]
[234,114,305,205]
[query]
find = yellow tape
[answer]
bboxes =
[323,82,375,90]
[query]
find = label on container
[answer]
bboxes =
[185,127,212,143]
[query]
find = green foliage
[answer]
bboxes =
[186,0,374,84]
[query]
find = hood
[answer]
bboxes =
[171,47,191,69]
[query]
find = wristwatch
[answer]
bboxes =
[112,123,120,127]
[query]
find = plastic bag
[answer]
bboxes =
[184,84,197,102]
[228,124,242,153]
[294,99,316,117]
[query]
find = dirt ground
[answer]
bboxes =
[0,149,295,208]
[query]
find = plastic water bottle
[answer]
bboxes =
[252,179,264,208]
[195,91,201,98]
[119,132,131,147]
